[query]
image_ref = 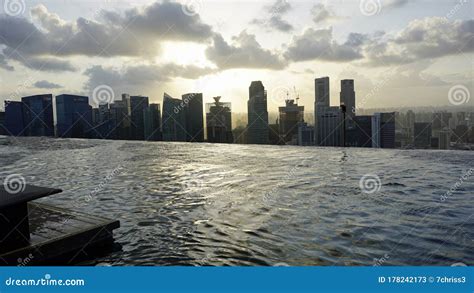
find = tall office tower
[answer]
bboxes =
[454,124,469,143]
[21,94,54,137]
[315,77,330,110]
[297,122,315,146]
[4,101,25,136]
[371,112,396,148]
[56,95,92,138]
[406,110,416,144]
[247,81,269,144]
[129,96,149,140]
[314,77,330,145]
[438,129,451,150]
[144,103,161,141]
[346,115,373,147]
[182,93,204,142]
[278,99,304,144]
[162,93,187,141]
[91,108,100,126]
[98,103,110,123]
[206,96,233,143]
[0,111,5,135]
[432,112,452,131]
[414,122,432,149]
[340,79,356,118]
[456,112,467,126]
[109,100,130,140]
[316,106,344,146]
[120,94,132,139]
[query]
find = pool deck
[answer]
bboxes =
[0,202,120,266]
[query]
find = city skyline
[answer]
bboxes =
[0,0,473,114]
[1,77,473,151]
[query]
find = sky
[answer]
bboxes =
[0,0,473,114]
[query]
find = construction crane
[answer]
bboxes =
[293,86,300,104]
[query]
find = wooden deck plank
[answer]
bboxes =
[0,202,120,266]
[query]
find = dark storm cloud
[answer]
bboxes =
[205,31,287,70]
[34,80,63,89]
[251,0,294,32]
[0,1,213,71]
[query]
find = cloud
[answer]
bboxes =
[206,31,287,69]
[311,3,340,24]
[83,63,216,93]
[33,80,63,89]
[101,1,213,42]
[385,0,410,9]
[0,2,214,71]
[284,28,365,62]
[0,54,14,71]
[6,52,77,72]
[365,17,474,66]
[251,0,294,32]
[284,17,473,67]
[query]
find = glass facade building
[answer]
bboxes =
[21,94,54,137]
[56,94,92,138]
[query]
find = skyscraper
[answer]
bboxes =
[346,115,373,148]
[21,94,54,137]
[0,111,5,135]
[183,93,204,142]
[109,99,130,140]
[340,79,356,119]
[129,96,149,140]
[406,110,416,145]
[247,81,269,144]
[314,77,330,110]
[144,103,161,141]
[414,122,432,149]
[438,129,451,150]
[316,106,344,147]
[278,99,304,144]
[432,112,452,131]
[162,93,186,142]
[4,101,25,136]
[56,94,92,138]
[297,122,315,146]
[372,112,396,148]
[206,96,233,143]
[314,77,330,145]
